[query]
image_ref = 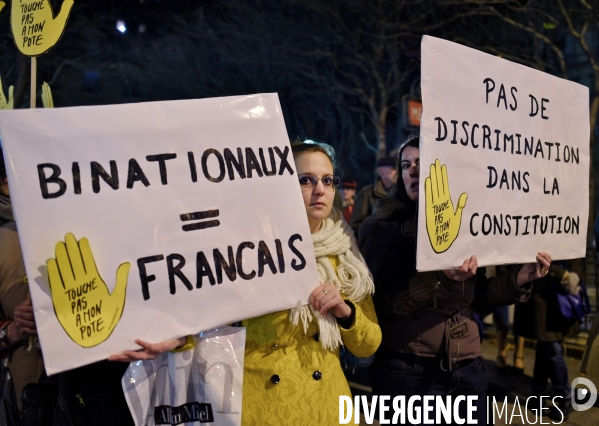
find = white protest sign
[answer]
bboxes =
[0,94,318,374]
[417,36,589,271]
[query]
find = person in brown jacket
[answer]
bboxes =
[0,148,44,416]
[514,259,585,421]
[359,136,552,424]
[349,155,397,238]
[1,148,134,425]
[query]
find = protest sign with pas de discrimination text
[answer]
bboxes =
[417,36,589,271]
[0,94,318,374]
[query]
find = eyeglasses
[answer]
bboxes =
[298,173,340,188]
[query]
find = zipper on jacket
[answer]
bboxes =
[402,279,441,303]
[402,285,428,301]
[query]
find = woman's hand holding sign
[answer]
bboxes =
[47,233,129,347]
[309,283,352,319]
[9,295,37,344]
[517,252,553,285]
[443,255,478,281]
[425,159,468,253]
[108,337,187,362]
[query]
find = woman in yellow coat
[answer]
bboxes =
[240,141,381,424]
[112,141,381,425]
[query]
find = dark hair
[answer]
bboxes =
[290,140,338,173]
[397,134,419,160]
[372,135,419,219]
[0,148,6,181]
[390,135,419,203]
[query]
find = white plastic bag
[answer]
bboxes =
[122,326,246,426]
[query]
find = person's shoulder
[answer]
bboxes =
[372,179,387,197]
[0,222,20,253]
[359,213,403,250]
[373,195,412,220]
[355,184,374,198]
[360,215,378,234]
[0,222,21,266]
[0,220,17,235]
[360,212,396,236]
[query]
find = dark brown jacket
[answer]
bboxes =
[349,178,390,238]
[359,197,531,367]
[0,221,44,409]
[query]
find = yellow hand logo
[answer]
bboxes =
[424,159,468,253]
[41,82,54,108]
[11,0,75,56]
[0,77,14,110]
[0,2,5,13]
[47,233,129,348]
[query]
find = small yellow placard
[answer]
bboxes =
[0,76,14,110]
[424,159,468,253]
[41,81,54,108]
[47,233,129,348]
[11,0,75,57]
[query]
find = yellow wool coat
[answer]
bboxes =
[241,258,381,425]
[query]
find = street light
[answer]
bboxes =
[116,20,127,34]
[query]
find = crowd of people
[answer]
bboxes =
[0,134,594,425]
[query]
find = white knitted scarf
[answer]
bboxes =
[289,208,374,351]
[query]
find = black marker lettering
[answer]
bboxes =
[138,255,165,301]
[201,149,225,183]
[72,162,82,195]
[188,152,198,183]
[245,148,263,178]
[214,246,237,283]
[196,251,216,287]
[275,239,285,274]
[167,254,193,294]
[38,163,67,199]
[274,146,294,176]
[259,147,277,176]
[258,240,277,277]
[288,234,306,271]
[460,121,469,146]
[91,161,119,193]
[483,78,495,104]
[236,242,256,279]
[146,153,177,185]
[435,117,447,141]
[127,158,150,189]
[224,148,246,180]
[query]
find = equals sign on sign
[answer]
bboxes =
[180,209,220,231]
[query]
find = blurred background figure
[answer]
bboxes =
[359,136,551,425]
[0,148,134,426]
[339,179,357,223]
[514,258,587,421]
[488,265,525,375]
[493,305,525,375]
[350,155,398,238]
[0,148,45,422]
[579,213,599,405]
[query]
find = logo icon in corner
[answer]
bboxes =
[572,377,597,411]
